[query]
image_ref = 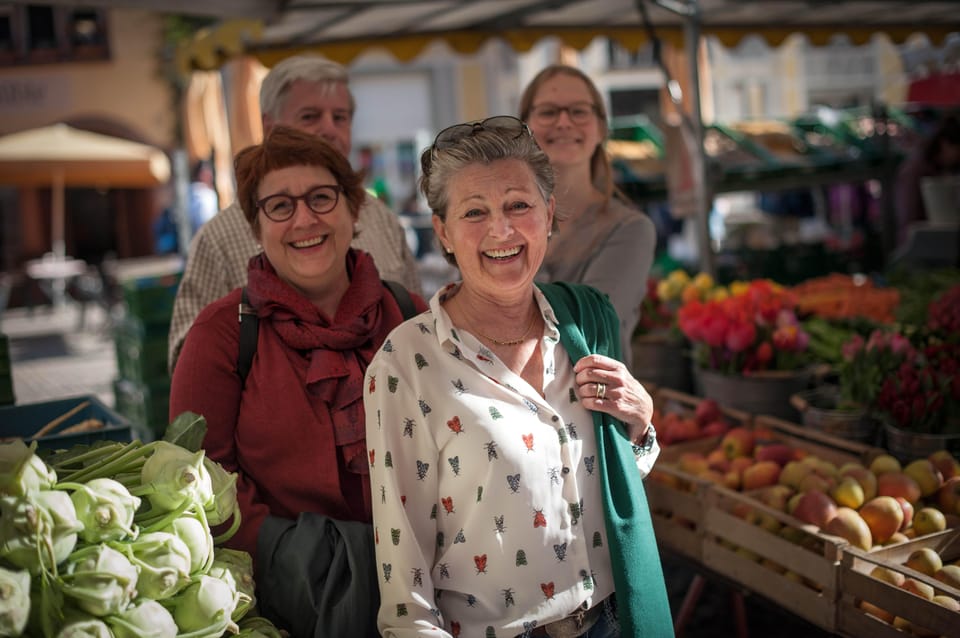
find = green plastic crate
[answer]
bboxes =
[0,395,134,450]
[121,272,182,326]
[113,317,170,385]
[113,377,170,439]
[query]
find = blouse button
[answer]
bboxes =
[552,415,559,422]
[562,466,570,475]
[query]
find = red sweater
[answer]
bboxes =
[169,251,426,558]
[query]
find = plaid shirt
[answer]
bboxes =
[168,195,422,371]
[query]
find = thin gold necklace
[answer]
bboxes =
[472,307,539,346]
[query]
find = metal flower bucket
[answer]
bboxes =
[789,385,878,444]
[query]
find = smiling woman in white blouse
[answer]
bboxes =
[363,117,674,638]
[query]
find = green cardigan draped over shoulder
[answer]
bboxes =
[537,282,674,638]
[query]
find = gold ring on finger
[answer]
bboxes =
[596,382,606,400]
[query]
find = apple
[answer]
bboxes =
[754,443,794,467]
[904,547,942,577]
[694,398,722,426]
[912,507,947,536]
[934,564,960,588]
[929,449,960,480]
[831,476,865,509]
[729,456,755,477]
[883,532,910,546]
[701,419,730,438]
[838,462,878,502]
[877,471,922,505]
[778,460,812,490]
[677,452,709,476]
[797,472,836,494]
[894,496,914,531]
[753,484,794,512]
[901,577,935,601]
[823,507,872,550]
[937,475,960,515]
[869,453,902,476]
[859,496,904,544]
[721,427,755,459]
[903,459,944,497]
[791,490,838,528]
[706,448,731,472]
[742,460,782,491]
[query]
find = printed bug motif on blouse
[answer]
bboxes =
[447,416,464,434]
[502,588,516,608]
[474,554,488,574]
[412,567,424,587]
[417,321,431,334]
[593,531,603,547]
[580,569,595,590]
[436,531,444,548]
[451,345,463,360]
[448,456,461,476]
[488,406,503,420]
[454,529,466,544]
[493,515,506,534]
[477,352,494,364]
[477,486,483,502]
[569,499,583,525]
[466,594,478,607]
[541,581,556,599]
[522,398,538,413]
[415,460,431,480]
[391,528,401,545]
[451,621,461,637]
[431,504,438,520]
[382,339,394,352]
[553,542,567,561]
[415,353,429,369]
[388,375,399,392]
[368,449,375,467]
[584,455,596,475]
[547,466,561,486]
[484,626,495,638]
[452,379,467,394]
[439,562,451,579]
[566,422,579,440]
[368,375,376,393]
[506,474,520,493]
[418,398,432,416]
[485,441,499,461]
[397,603,407,617]
[516,549,528,566]
[568,387,577,403]
[402,418,415,438]
[385,451,393,467]
[522,433,535,452]
[451,327,460,342]
[380,486,386,503]
[441,496,455,514]
[383,563,392,582]
[375,527,379,544]
[557,428,568,445]
[533,509,547,528]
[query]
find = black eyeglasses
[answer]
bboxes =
[256,185,344,222]
[528,102,599,125]
[431,116,532,152]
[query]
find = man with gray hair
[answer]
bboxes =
[168,55,421,371]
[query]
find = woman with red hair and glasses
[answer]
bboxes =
[364,117,672,638]
[170,126,426,637]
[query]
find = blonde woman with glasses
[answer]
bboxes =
[363,117,672,638]
[519,65,657,369]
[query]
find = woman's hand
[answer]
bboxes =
[574,354,653,444]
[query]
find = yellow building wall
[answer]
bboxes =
[0,9,175,148]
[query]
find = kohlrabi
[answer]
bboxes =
[0,440,57,496]
[106,599,178,638]
[0,566,30,636]
[59,544,138,617]
[116,531,191,600]
[60,478,141,543]
[0,490,83,574]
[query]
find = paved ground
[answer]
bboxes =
[1,300,838,638]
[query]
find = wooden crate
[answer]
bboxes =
[838,530,960,638]
[656,387,753,428]
[698,416,880,633]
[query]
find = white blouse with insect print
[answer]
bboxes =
[363,283,659,638]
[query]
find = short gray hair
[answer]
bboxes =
[259,55,356,119]
[419,124,557,266]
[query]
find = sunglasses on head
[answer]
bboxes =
[423,116,532,174]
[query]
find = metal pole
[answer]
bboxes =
[683,1,714,277]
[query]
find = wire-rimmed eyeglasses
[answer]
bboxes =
[528,102,599,125]
[256,185,344,222]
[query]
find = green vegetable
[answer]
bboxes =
[135,442,214,514]
[117,531,192,601]
[106,600,178,638]
[1,440,57,496]
[170,573,240,637]
[0,491,82,575]
[61,478,141,543]
[54,612,112,638]
[0,566,30,636]
[59,544,138,617]
[159,515,214,576]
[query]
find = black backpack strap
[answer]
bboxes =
[237,286,258,384]
[382,279,417,320]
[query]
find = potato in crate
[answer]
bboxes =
[0,395,134,450]
[839,529,960,637]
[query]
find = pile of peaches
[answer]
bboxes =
[664,425,960,552]
[654,397,734,445]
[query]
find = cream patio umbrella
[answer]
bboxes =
[0,123,171,258]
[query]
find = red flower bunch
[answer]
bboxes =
[928,283,960,335]
[838,329,916,407]
[875,339,960,435]
[677,279,811,375]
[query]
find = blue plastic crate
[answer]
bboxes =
[0,395,135,451]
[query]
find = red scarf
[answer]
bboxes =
[245,250,386,475]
